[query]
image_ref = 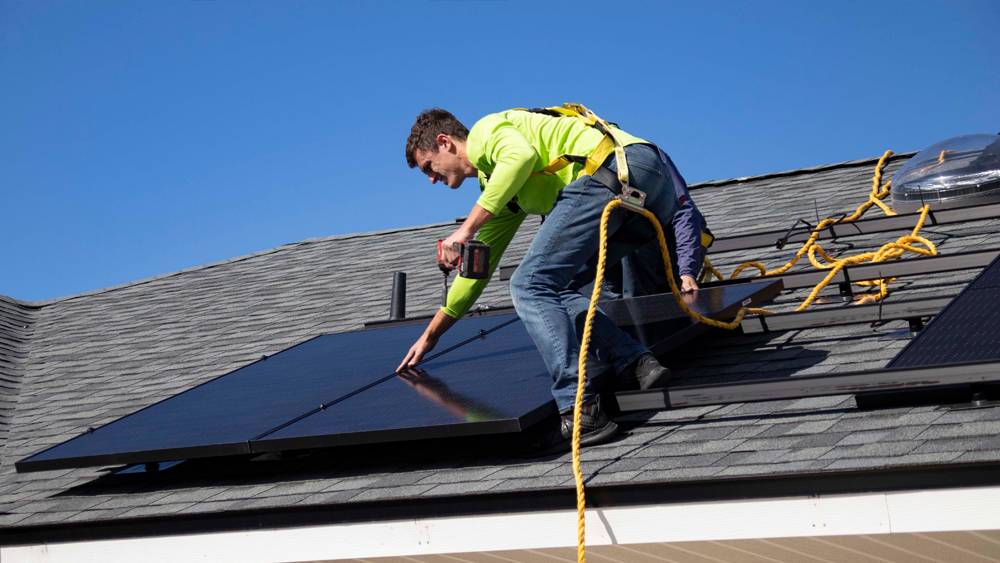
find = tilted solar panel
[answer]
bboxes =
[601,281,783,356]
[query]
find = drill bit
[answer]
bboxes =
[441,270,449,307]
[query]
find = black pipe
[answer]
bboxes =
[389,272,406,320]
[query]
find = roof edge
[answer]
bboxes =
[689,151,918,190]
[5,484,999,561]
[2,460,997,547]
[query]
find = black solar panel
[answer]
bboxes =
[17,281,783,472]
[251,317,553,452]
[15,316,516,472]
[890,254,1000,367]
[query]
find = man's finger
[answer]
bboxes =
[397,350,415,373]
[410,349,424,366]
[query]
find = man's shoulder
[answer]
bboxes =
[467,111,525,162]
[468,111,514,139]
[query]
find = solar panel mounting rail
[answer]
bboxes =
[617,253,1000,413]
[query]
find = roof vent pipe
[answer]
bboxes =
[389,272,406,320]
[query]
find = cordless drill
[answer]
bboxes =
[437,240,490,306]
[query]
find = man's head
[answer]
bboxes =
[405,109,477,188]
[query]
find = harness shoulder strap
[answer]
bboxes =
[510,105,630,184]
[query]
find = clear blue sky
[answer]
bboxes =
[2,1,997,302]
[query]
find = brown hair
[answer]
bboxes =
[405,109,469,168]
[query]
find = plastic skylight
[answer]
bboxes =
[891,134,1000,213]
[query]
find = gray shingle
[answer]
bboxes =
[349,484,436,503]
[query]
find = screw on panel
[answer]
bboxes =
[87,427,95,433]
[478,330,486,339]
[260,355,268,361]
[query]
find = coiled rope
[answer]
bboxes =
[702,150,936,309]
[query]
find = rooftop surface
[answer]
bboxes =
[3,150,1000,541]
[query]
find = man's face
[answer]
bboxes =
[413,136,469,189]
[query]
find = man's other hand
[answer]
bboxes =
[397,331,440,372]
[680,275,699,293]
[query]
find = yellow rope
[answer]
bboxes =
[573,200,772,563]
[698,256,725,283]
[729,150,897,280]
[723,151,936,309]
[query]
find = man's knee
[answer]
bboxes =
[509,267,533,308]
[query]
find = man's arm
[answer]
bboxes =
[397,205,527,371]
[396,204,493,372]
[670,197,703,292]
[397,308,458,372]
[658,147,705,292]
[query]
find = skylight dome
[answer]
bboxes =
[891,134,1000,213]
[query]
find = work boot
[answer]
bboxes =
[633,353,672,390]
[524,397,618,457]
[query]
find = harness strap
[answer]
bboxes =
[592,165,715,252]
[513,104,631,186]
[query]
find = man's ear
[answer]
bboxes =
[437,134,454,153]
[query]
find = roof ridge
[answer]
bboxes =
[23,220,458,307]
[689,151,917,190]
[0,295,39,309]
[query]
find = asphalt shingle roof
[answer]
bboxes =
[0,296,36,457]
[3,150,999,536]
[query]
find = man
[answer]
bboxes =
[397,107,680,452]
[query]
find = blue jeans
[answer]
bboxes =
[510,144,679,412]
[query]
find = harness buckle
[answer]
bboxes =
[619,186,646,213]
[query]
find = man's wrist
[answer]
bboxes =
[426,308,458,339]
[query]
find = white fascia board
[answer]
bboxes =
[886,487,1000,532]
[5,485,1000,563]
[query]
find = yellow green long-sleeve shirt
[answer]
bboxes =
[442,110,646,319]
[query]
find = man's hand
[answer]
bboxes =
[397,310,459,373]
[680,275,699,293]
[440,204,495,270]
[440,230,467,270]
[398,331,439,372]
